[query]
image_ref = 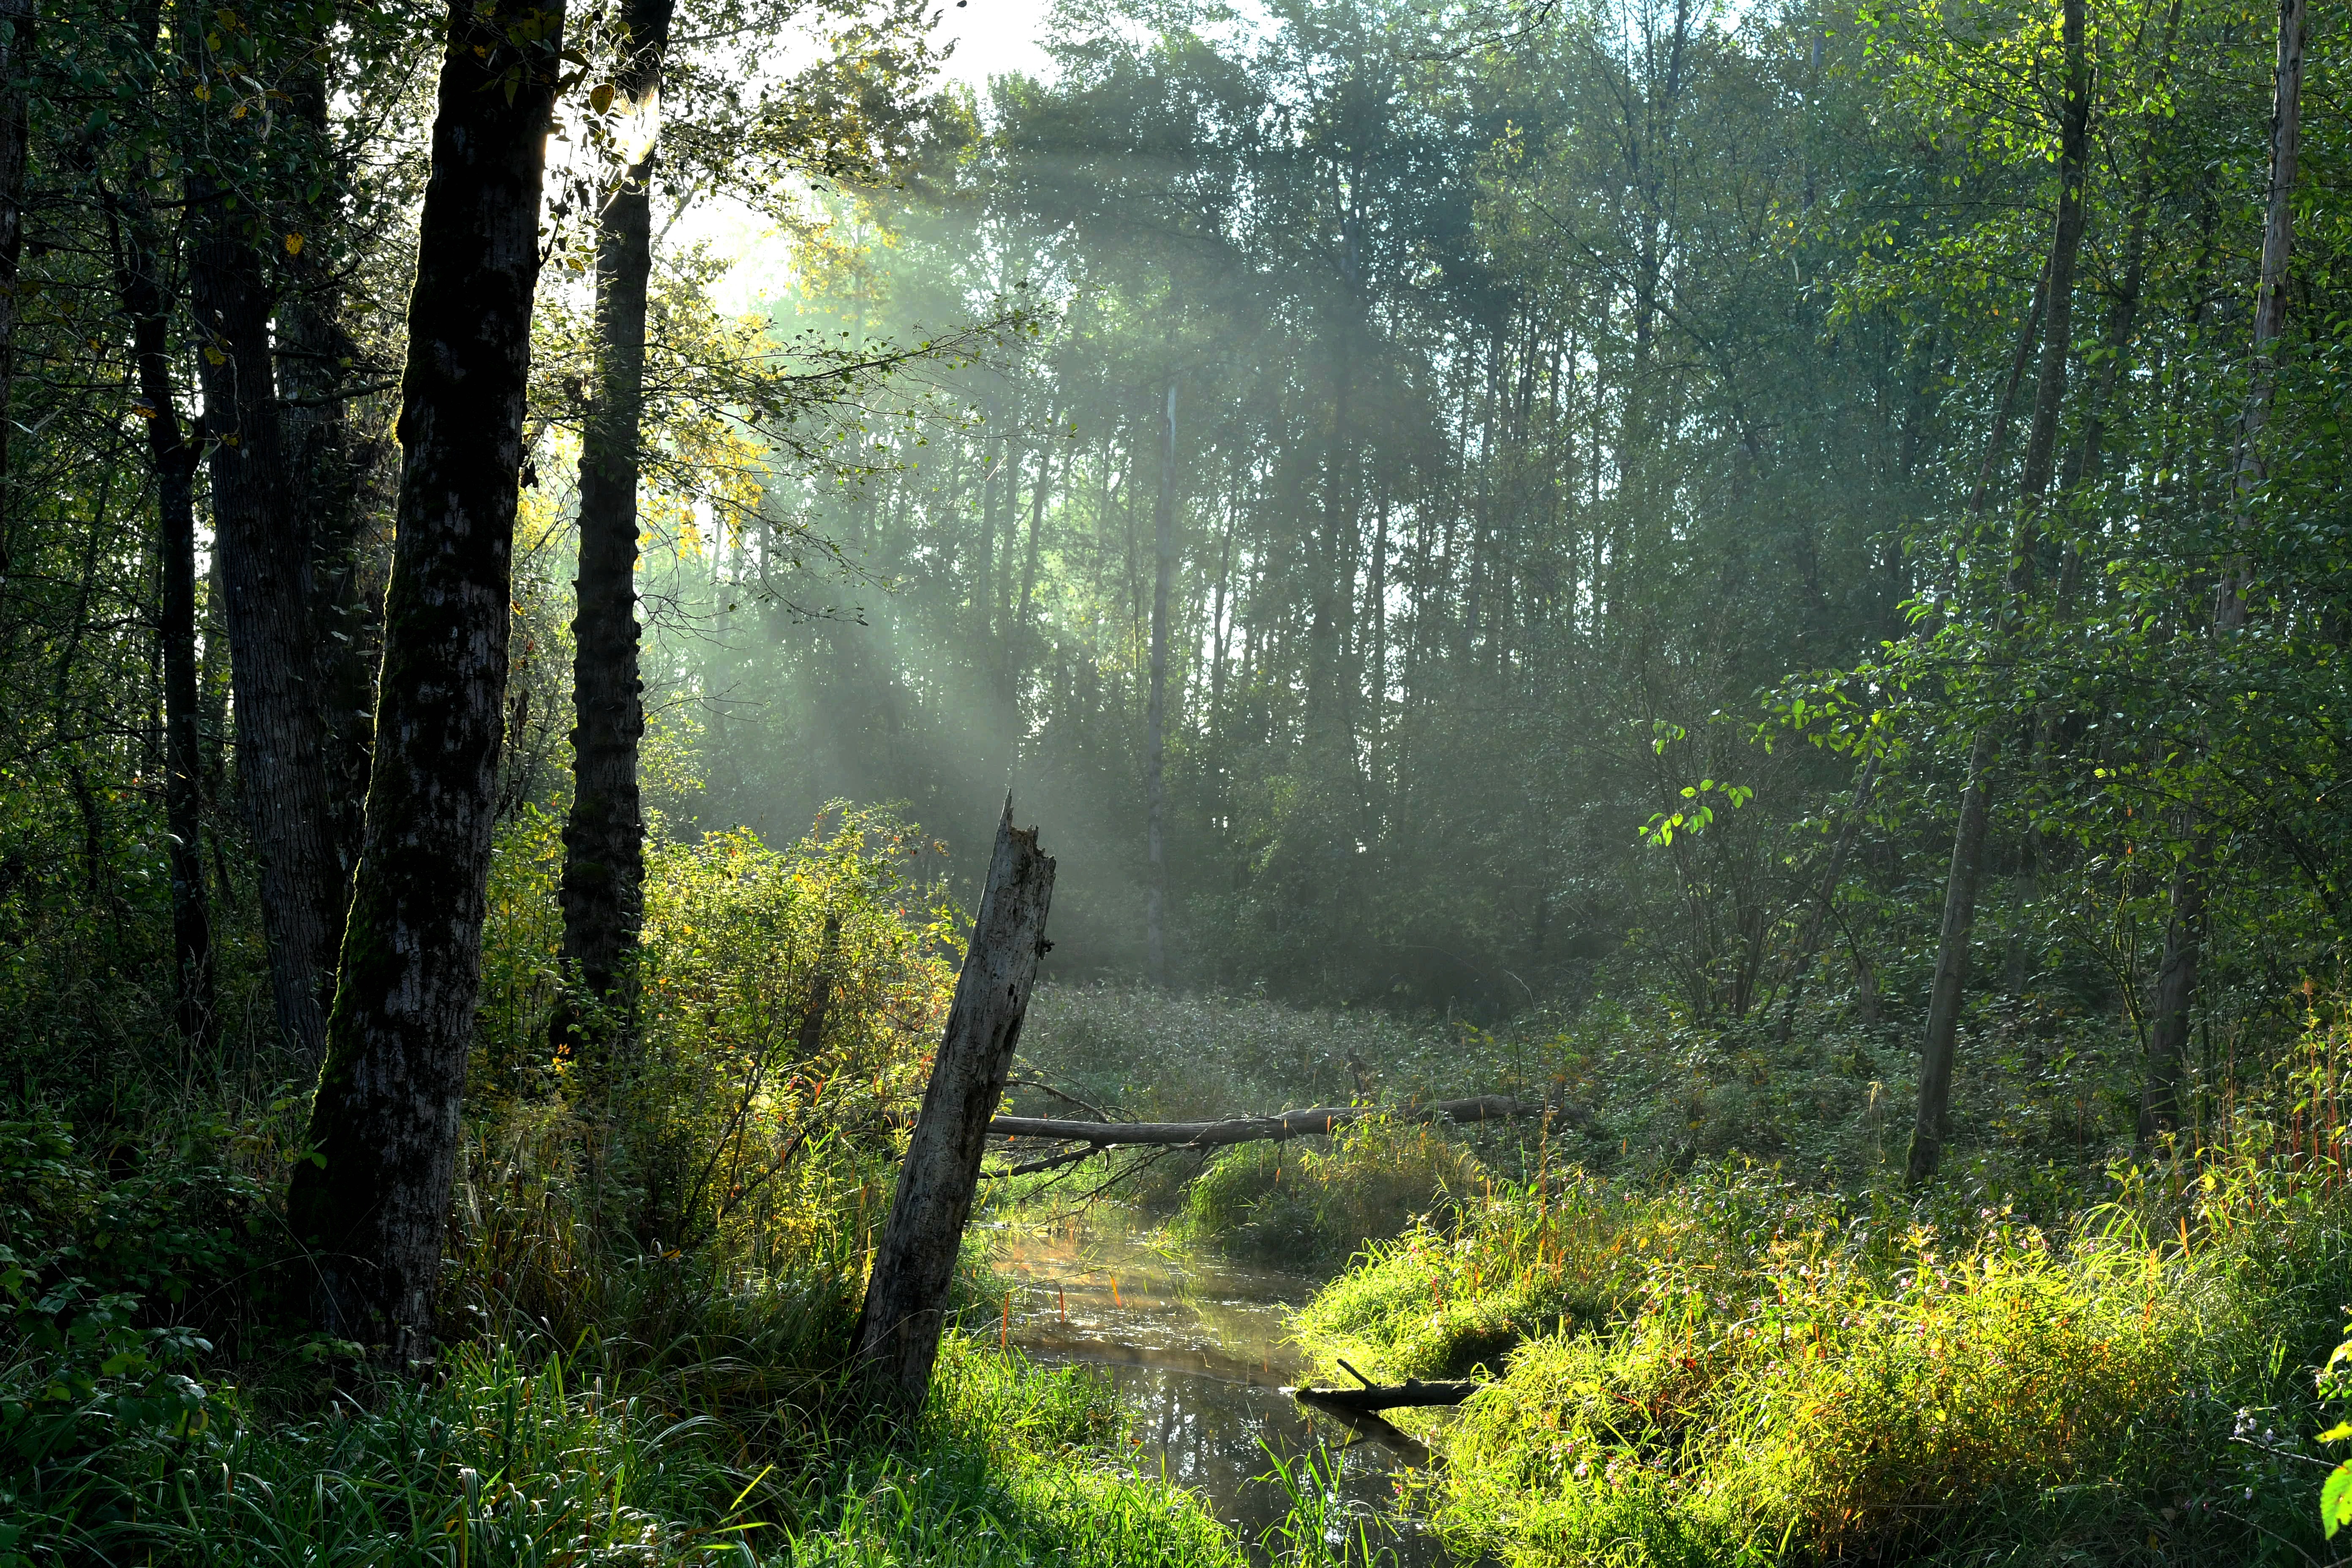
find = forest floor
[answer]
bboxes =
[1004,982,2352,1566]
[9,979,2349,1566]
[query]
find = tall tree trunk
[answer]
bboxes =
[2140,0,2303,1140]
[1014,424,1053,669]
[0,0,28,584]
[117,188,215,1048]
[1909,0,2091,1182]
[193,205,346,1067]
[280,19,379,907]
[559,0,675,1078]
[855,800,1054,1410]
[1145,381,1177,985]
[286,0,565,1363]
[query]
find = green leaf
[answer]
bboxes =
[2325,1463,2352,1538]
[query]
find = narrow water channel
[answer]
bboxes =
[986,1209,1457,1565]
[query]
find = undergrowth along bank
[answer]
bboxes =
[1289,1150,2352,1566]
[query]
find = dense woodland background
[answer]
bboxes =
[13,0,2340,1086]
[3,0,2352,1558]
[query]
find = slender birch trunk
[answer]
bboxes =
[1909,0,2091,1182]
[2140,0,2304,1140]
[1145,381,1177,986]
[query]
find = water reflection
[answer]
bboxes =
[987,1209,1456,1565]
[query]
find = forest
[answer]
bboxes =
[3,0,2350,1560]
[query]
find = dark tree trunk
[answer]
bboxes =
[192,207,346,1066]
[0,0,28,581]
[2142,0,2303,1138]
[855,800,1054,1412]
[559,0,675,1078]
[1909,0,2089,1182]
[286,0,565,1364]
[1144,381,1176,986]
[280,31,380,901]
[2141,860,2206,1139]
[117,190,214,1047]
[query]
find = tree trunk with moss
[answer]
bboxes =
[0,0,29,581]
[560,0,675,1079]
[286,0,565,1363]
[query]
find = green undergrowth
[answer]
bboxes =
[1173,1116,1485,1274]
[3,1324,1249,1568]
[1292,1157,2352,1566]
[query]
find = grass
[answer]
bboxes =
[1174,1115,1486,1274]
[1289,1154,2352,1566]
[1,1328,1253,1568]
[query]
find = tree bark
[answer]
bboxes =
[279,24,379,908]
[1144,380,1177,985]
[117,187,214,1048]
[2140,0,2303,1138]
[1909,0,2090,1182]
[560,0,675,1077]
[193,206,346,1067]
[0,0,28,581]
[855,799,1054,1412]
[286,0,565,1363]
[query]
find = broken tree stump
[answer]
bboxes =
[853,798,1055,1411]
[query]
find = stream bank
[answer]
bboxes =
[985,1206,1461,1565]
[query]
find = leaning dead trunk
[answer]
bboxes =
[855,800,1055,1411]
[285,0,565,1364]
[559,0,676,1078]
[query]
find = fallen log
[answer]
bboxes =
[1290,1358,1485,1413]
[987,1094,1582,1152]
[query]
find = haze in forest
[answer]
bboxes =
[6,0,2352,1563]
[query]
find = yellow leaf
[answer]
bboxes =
[590,82,614,114]
[284,232,304,256]
[203,347,226,365]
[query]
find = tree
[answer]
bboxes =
[558,0,676,1076]
[2139,0,2307,1139]
[1908,0,2093,1183]
[286,0,566,1360]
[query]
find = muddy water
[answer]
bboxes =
[986,1210,1456,1564]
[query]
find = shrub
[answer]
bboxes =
[1298,1158,2352,1565]
[1178,1115,1484,1274]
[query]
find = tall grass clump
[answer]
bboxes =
[1179,1115,1485,1274]
[1296,1144,2352,1565]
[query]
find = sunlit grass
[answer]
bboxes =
[1293,1159,2352,1565]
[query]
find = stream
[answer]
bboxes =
[987,1209,1458,1565]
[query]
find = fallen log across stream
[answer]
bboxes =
[984,1094,1587,1176]
[1290,1358,1485,1413]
